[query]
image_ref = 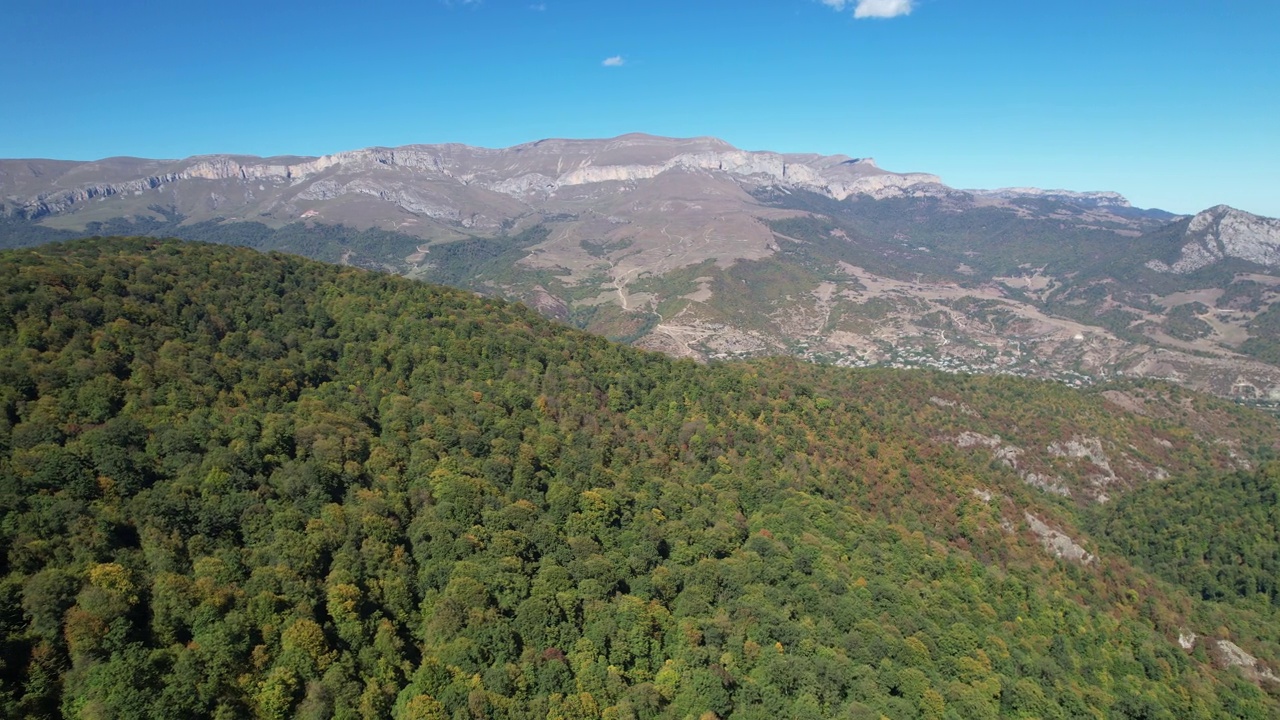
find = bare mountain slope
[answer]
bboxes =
[1147,205,1280,274]
[1,134,936,230]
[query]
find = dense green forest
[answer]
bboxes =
[1096,463,1280,609]
[2,238,1278,719]
[0,210,424,273]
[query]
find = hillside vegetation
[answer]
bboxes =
[1093,463,1280,639]
[1,238,1278,719]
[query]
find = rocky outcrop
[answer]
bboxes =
[1048,436,1115,475]
[0,136,967,219]
[929,396,977,416]
[949,432,1072,497]
[16,174,182,217]
[1171,631,1280,691]
[1208,639,1280,689]
[1147,205,1280,273]
[1024,512,1095,565]
[6,148,453,218]
[299,177,464,221]
[422,146,943,201]
[971,187,1131,208]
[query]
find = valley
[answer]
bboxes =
[6,135,1280,405]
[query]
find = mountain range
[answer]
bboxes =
[4,134,1280,404]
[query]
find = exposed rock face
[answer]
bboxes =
[1147,205,1280,273]
[20,133,1187,232]
[0,135,947,220]
[971,187,1132,208]
[1178,631,1197,651]
[1170,631,1280,692]
[930,396,977,415]
[1024,512,1095,565]
[1208,639,1280,689]
[1048,436,1117,501]
[950,433,1072,498]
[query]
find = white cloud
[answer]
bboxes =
[819,0,914,19]
[853,0,913,18]
[602,55,625,67]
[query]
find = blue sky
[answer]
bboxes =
[2,0,1277,216]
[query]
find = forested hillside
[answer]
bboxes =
[1,238,1278,719]
[1092,463,1280,675]
[1099,463,1280,608]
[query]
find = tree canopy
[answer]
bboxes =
[1,237,1277,719]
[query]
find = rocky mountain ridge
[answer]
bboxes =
[3,133,1021,223]
[1147,204,1280,274]
[968,187,1132,208]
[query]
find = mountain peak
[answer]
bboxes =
[1187,205,1269,234]
[1149,204,1280,274]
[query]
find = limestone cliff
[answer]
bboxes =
[1147,205,1280,273]
[0,134,965,221]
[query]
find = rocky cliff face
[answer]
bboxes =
[1147,205,1280,273]
[1,134,973,223]
[970,187,1132,208]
